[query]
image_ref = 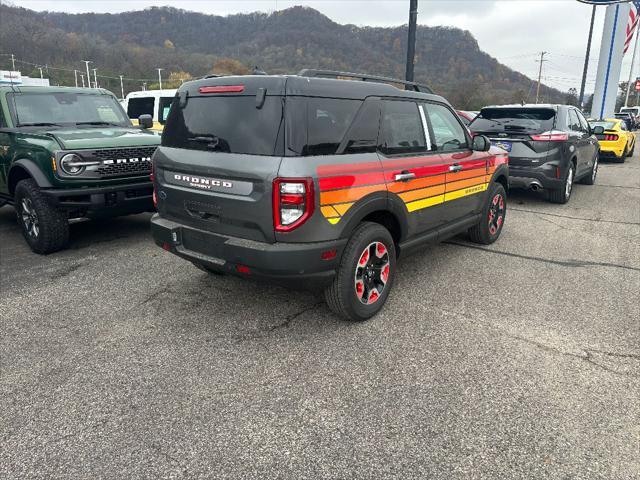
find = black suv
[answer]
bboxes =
[151,70,509,321]
[469,104,599,204]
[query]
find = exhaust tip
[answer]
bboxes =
[529,181,543,192]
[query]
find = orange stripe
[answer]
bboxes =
[446,176,486,192]
[321,206,340,218]
[388,174,446,193]
[446,167,487,181]
[398,184,446,203]
[320,184,384,205]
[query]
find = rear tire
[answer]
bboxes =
[324,222,396,322]
[579,154,598,185]
[14,179,69,254]
[548,163,574,204]
[468,182,507,245]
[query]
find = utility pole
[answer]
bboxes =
[37,67,43,79]
[82,60,91,88]
[142,82,147,91]
[119,75,125,100]
[625,21,640,107]
[74,69,78,87]
[535,51,548,104]
[80,73,85,88]
[10,54,15,71]
[157,68,163,91]
[405,0,418,83]
[92,68,98,88]
[579,5,597,109]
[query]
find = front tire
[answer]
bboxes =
[468,182,507,245]
[548,163,574,204]
[14,179,69,254]
[324,222,396,322]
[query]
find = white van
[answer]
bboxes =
[123,89,177,131]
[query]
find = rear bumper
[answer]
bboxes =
[41,181,154,217]
[508,165,565,190]
[599,149,625,160]
[151,215,346,290]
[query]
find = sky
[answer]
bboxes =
[8,0,640,93]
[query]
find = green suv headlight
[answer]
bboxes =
[60,153,86,175]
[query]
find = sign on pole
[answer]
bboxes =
[591,2,632,119]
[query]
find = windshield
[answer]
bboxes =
[470,108,556,133]
[9,92,131,127]
[162,95,284,156]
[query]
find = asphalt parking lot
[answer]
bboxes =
[1,152,639,479]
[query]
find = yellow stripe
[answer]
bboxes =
[406,194,445,212]
[328,217,341,225]
[333,202,354,216]
[444,183,488,202]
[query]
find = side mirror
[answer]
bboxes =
[472,134,491,152]
[592,126,604,135]
[138,114,153,129]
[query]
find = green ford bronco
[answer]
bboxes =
[0,86,160,254]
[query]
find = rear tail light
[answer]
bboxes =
[273,178,315,232]
[530,130,569,142]
[199,85,245,94]
[604,134,619,141]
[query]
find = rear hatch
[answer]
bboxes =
[153,76,286,243]
[469,107,557,167]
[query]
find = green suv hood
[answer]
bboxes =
[46,127,161,150]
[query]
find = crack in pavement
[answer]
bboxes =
[265,302,325,333]
[593,184,640,190]
[510,207,640,226]
[445,241,640,272]
[49,262,83,281]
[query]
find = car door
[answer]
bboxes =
[422,101,489,225]
[0,106,10,194]
[567,109,590,176]
[378,99,447,236]
[575,109,598,173]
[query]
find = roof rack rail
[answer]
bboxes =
[297,69,433,94]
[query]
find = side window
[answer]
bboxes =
[126,97,155,119]
[158,97,174,125]
[380,100,426,155]
[576,110,590,132]
[568,110,582,132]
[304,98,361,156]
[423,103,468,152]
[340,99,380,155]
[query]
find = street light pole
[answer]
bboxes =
[405,0,418,83]
[92,68,98,88]
[38,67,43,79]
[10,54,15,71]
[625,21,640,107]
[119,75,125,99]
[579,5,597,109]
[82,61,91,88]
[157,68,163,91]
[80,74,85,88]
[74,69,78,87]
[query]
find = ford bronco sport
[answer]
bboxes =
[151,70,509,321]
[0,86,160,254]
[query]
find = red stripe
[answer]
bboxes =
[319,171,386,191]
[317,160,383,176]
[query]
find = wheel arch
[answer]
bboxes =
[8,159,52,195]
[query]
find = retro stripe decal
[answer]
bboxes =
[317,158,498,224]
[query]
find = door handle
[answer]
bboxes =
[449,164,463,173]
[394,171,416,182]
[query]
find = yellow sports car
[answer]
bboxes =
[589,118,636,163]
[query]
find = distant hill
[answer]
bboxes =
[0,4,567,108]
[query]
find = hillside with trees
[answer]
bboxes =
[0,4,567,107]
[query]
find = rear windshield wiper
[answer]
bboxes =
[17,122,62,127]
[75,121,121,126]
[188,135,229,152]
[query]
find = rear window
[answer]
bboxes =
[470,108,556,134]
[162,96,284,156]
[589,121,617,130]
[127,97,155,118]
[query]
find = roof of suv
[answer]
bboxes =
[181,74,447,104]
[480,104,563,110]
[0,85,113,95]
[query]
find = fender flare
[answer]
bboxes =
[338,192,409,242]
[8,159,53,194]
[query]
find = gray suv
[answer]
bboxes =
[151,70,509,321]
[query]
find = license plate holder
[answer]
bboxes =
[491,140,512,152]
